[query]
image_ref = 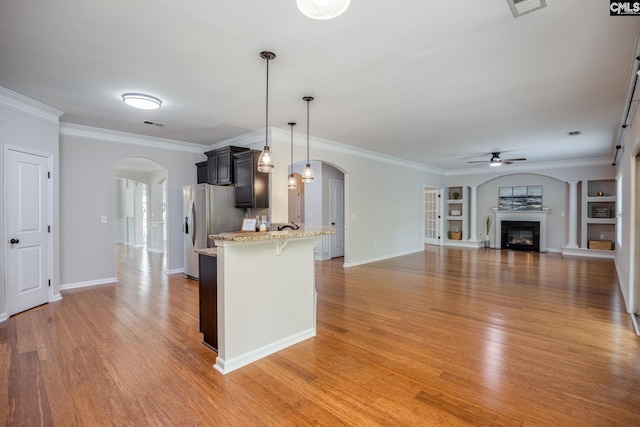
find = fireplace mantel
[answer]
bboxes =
[494,210,550,252]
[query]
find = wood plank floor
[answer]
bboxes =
[1,245,639,426]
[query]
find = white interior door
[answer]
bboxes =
[424,189,440,245]
[329,179,344,258]
[288,174,303,223]
[6,148,50,316]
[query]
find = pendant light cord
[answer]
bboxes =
[306,99,310,162]
[265,58,270,148]
[290,123,295,166]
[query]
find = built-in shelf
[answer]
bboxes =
[577,179,616,257]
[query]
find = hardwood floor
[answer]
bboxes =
[2,245,639,426]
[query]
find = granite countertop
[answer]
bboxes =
[196,247,218,257]
[211,225,335,242]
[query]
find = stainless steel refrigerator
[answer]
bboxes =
[183,184,244,279]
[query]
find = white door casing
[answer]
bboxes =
[424,189,440,245]
[329,179,345,258]
[6,148,51,316]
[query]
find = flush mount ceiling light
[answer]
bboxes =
[297,0,350,20]
[257,51,276,173]
[302,96,315,183]
[122,93,162,110]
[287,122,298,190]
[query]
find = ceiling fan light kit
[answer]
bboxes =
[468,152,527,167]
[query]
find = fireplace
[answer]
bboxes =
[501,221,540,252]
[494,211,549,253]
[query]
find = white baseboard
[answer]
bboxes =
[147,248,165,254]
[165,268,184,275]
[562,247,615,259]
[60,277,117,291]
[0,312,7,323]
[51,293,63,302]
[214,328,316,375]
[632,314,640,336]
[445,240,483,249]
[343,247,424,268]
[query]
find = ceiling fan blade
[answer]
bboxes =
[503,158,527,162]
[467,160,488,163]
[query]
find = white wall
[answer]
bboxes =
[0,88,62,320]
[616,94,640,313]
[59,125,205,286]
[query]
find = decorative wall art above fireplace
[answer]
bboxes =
[498,186,542,211]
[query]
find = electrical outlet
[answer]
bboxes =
[101,216,107,224]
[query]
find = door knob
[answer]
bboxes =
[10,239,19,244]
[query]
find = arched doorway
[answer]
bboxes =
[114,158,168,276]
[290,160,345,260]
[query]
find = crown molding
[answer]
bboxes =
[269,127,445,174]
[0,86,63,124]
[60,123,207,153]
[206,129,265,150]
[445,156,613,177]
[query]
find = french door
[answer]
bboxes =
[424,189,440,245]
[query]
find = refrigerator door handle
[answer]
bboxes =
[190,200,197,247]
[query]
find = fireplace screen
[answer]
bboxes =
[507,229,534,246]
[501,220,540,251]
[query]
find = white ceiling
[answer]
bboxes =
[1,0,639,171]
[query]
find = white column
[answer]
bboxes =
[469,185,478,241]
[566,181,579,249]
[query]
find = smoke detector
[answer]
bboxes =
[507,0,547,18]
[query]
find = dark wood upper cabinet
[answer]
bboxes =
[203,146,249,185]
[234,150,269,209]
[196,161,208,184]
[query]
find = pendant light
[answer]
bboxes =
[257,51,276,173]
[287,122,298,190]
[302,96,314,183]
[297,0,351,20]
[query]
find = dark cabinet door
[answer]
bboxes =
[234,150,269,209]
[216,150,233,185]
[196,161,208,184]
[199,254,218,351]
[234,153,254,208]
[207,154,218,185]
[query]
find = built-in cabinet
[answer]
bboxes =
[445,186,468,243]
[196,161,207,184]
[201,146,249,185]
[194,146,268,209]
[234,150,269,209]
[581,179,616,252]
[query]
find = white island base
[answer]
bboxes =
[212,229,332,374]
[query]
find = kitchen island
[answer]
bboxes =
[201,226,334,374]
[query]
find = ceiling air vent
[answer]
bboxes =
[141,120,166,128]
[507,0,547,18]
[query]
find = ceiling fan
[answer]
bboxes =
[468,152,526,167]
